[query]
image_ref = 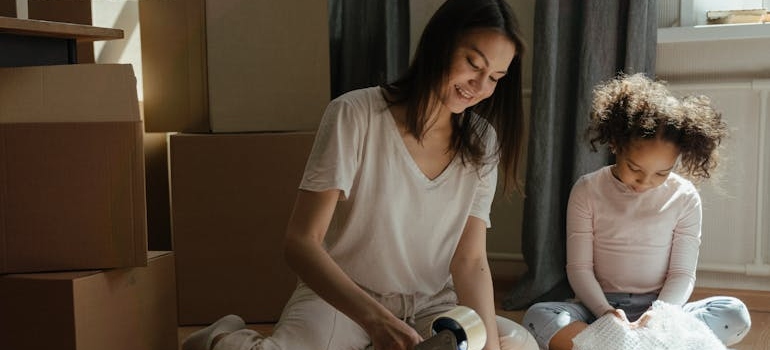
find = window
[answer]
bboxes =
[658,0,770,43]
[659,0,769,27]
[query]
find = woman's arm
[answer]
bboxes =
[450,215,501,350]
[283,189,422,350]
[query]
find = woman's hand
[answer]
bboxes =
[364,314,423,350]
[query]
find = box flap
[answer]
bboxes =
[0,64,141,123]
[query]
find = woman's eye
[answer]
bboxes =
[466,57,480,69]
[489,76,499,83]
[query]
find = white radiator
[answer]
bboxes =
[670,80,770,290]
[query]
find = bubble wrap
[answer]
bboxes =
[572,301,727,350]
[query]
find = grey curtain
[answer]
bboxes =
[503,0,657,310]
[329,0,410,99]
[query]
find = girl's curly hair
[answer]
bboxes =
[588,73,728,182]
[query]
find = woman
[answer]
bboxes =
[184,1,536,349]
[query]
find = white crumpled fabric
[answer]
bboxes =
[573,300,727,350]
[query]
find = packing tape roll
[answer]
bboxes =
[430,306,487,350]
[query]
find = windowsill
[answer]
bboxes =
[658,23,770,43]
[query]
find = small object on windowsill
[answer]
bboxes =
[706,9,769,25]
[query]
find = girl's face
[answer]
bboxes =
[439,29,516,114]
[612,138,681,193]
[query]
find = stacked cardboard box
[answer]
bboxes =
[137,0,329,326]
[169,132,314,324]
[139,0,330,133]
[0,63,147,273]
[0,63,177,349]
[0,251,177,350]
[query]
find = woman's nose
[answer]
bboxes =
[471,74,494,94]
[469,73,482,86]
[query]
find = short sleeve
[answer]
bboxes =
[469,163,498,228]
[299,98,363,199]
[468,125,499,228]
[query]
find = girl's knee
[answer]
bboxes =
[522,302,588,328]
[522,302,562,327]
[522,302,586,350]
[691,296,751,346]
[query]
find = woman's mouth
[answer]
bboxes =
[455,84,474,100]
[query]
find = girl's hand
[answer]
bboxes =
[629,310,654,329]
[365,315,423,350]
[605,308,629,323]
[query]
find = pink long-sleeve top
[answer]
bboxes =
[566,166,702,317]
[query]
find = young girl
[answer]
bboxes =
[183,0,538,349]
[522,73,752,350]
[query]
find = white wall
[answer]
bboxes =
[92,0,143,101]
[657,15,770,290]
[667,81,770,291]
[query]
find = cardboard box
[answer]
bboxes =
[139,0,330,133]
[138,0,208,132]
[205,0,330,132]
[170,132,314,324]
[0,251,178,350]
[0,64,147,273]
[0,64,140,123]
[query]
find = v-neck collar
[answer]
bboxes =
[382,103,458,185]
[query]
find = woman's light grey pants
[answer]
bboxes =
[214,281,538,350]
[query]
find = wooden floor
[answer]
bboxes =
[178,280,770,349]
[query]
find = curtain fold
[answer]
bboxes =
[328,0,410,99]
[503,0,657,310]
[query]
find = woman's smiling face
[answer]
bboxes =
[439,28,516,114]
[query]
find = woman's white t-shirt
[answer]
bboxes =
[300,86,499,296]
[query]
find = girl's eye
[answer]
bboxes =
[489,76,499,83]
[656,172,670,177]
[627,164,641,172]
